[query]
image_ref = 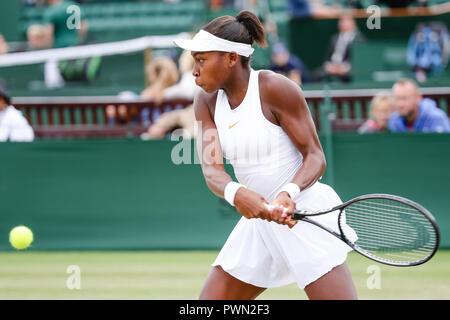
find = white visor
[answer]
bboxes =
[173,30,254,57]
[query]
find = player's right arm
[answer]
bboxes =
[194,90,280,223]
[194,90,230,198]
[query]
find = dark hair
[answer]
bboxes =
[202,10,267,67]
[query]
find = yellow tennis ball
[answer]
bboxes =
[9,226,33,250]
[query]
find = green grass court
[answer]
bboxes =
[1,250,449,300]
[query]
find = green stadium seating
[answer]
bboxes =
[11,0,450,97]
[19,0,207,42]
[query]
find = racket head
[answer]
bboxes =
[338,194,440,267]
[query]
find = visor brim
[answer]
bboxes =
[173,39,213,53]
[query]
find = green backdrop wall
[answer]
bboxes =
[0,134,449,251]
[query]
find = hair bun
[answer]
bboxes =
[235,10,267,47]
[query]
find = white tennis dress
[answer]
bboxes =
[212,69,355,289]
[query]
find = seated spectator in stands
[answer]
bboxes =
[0,34,8,55]
[44,0,88,48]
[160,50,199,102]
[388,78,450,133]
[269,42,310,85]
[0,82,35,142]
[27,24,51,50]
[407,22,450,83]
[317,14,364,83]
[105,105,130,126]
[43,0,88,88]
[358,91,395,134]
[105,91,140,126]
[105,104,116,126]
[116,91,140,125]
[116,105,128,126]
[144,104,196,140]
[141,57,179,104]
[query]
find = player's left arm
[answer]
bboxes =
[260,71,326,218]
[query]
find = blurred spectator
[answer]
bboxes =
[388,78,450,133]
[105,105,128,126]
[141,57,179,103]
[144,104,196,140]
[105,104,117,126]
[44,0,88,48]
[105,91,140,126]
[0,82,35,142]
[118,91,140,125]
[0,34,8,55]
[43,0,89,88]
[269,41,310,85]
[317,14,364,83]
[358,91,395,134]
[407,22,450,83]
[116,105,128,125]
[161,50,198,102]
[27,24,51,50]
[138,52,196,133]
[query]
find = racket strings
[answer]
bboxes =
[342,198,437,264]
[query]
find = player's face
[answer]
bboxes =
[393,83,421,118]
[191,51,229,93]
[0,98,5,111]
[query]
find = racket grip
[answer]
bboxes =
[292,210,306,220]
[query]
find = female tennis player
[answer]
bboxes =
[174,11,357,300]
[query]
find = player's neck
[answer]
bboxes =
[221,67,251,109]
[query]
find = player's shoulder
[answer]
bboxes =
[194,89,218,108]
[193,89,219,120]
[258,70,304,107]
[258,70,301,94]
[258,69,287,85]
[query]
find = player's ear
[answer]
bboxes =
[227,52,238,68]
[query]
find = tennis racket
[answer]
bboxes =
[292,194,440,267]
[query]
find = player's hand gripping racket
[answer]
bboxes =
[292,194,440,266]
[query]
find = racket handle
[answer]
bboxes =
[292,210,306,220]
